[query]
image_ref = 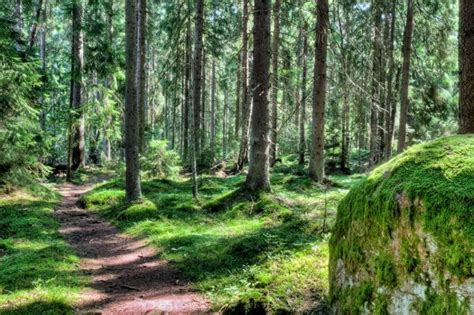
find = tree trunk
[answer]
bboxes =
[201,49,207,157]
[384,0,397,159]
[70,0,85,171]
[308,0,329,182]
[298,26,308,166]
[124,0,142,202]
[244,0,272,193]
[459,0,474,133]
[183,7,191,162]
[397,0,414,153]
[223,89,229,159]
[28,0,44,51]
[137,0,147,154]
[369,0,383,167]
[236,0,250,171]
[235,48,242,138]
[210,58,217,158]
[270,0,281,166]
[191,0,204,198]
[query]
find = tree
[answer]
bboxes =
[236,0,250,171]
[137,0,147,154]
[308,0,329,182]
[191,0,204,198]
[244,0,271,193]
[124,0,142,202]
[68,0,85,176]
[397,0,414,152]
[270,0,281,166]
[459,0,474,134]
[298,26,308,166]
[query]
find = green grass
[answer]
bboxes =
[81,164,364,312]
[0,189,85,314]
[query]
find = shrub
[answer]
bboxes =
[140,140,181,179]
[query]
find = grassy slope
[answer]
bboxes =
[81,161,364,312]
[0,187,85,314]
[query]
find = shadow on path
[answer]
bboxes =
[55,181,211,314]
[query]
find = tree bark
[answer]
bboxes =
[397,0,414,153]
[244,0,272,193]
[191,0,204,198]
[384,0,397,159]
[137,0,147,154]
[369,0,382,167]
[28,0,44,51]
[298,26,308,166]
[270,0,281,166]
[70,0,85,171]
[182,8,191,163]
[308,0,329,182]
[124,0,142,202]
[236,0,250,171]
[201,49,207,157]
[210,58,217,158]
[459,0,474,133]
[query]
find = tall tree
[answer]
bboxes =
[369,0,382,166]
[298,26,308,166]
[384,0,397,159]
[459,0,474,134]
[210,58,217,158]
[244,0,271,193]
[191,0,204,198]
[137,0,147,154]
[236,0,250,171]
[397,0,414,153]
[270,0,281,166]
[308,0,329,182]
[124,0,142,202]
[182,5,192,162]
[70,0,85,172]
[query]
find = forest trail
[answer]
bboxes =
[54,180,211,314]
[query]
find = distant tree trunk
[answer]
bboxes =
[236,0,250,171]
[39,0,47,129]
[201,49,207,156]
[28,0,43,51]
[223,90,229,159]
[210,58,217,158]
[298,27,308,166]
[384,0,397,159]
[244,0,271,193]
[459,0,474,133]
[182,10,191,162]
[235,49,242,138]
[124,0,142,202]
[191,0,204,198]
[15,0,23,51]
[397,0,414,153]
[369,0,382,167]
[70,0,85,171]
[137,0,147,154]
[309,0,329,182]
[270,0,281,166]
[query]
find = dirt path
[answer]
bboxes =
[55,181,211,314]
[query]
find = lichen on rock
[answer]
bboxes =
[329,135,474,314]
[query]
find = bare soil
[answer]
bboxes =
[55,181,211,314]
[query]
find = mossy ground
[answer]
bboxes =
[0,188,86,314]
[81,159,364,312]
[330,135,474,314]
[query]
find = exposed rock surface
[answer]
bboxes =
[329,136,474,314]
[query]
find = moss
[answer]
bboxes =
[375,254,397,288]
[340,281,374,314]
[330,135,474,311]
[413,289,470,315]
[373,294,390,315]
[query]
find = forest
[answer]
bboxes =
[0,0,473,314]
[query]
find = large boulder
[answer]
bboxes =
[329,135,474,314]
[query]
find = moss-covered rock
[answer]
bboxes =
[329,135,474,314]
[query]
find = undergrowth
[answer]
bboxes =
[81,163,364,312]
[0,188,85,314]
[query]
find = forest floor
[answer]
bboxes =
[0,161,365,314]
[56,179,211,314]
